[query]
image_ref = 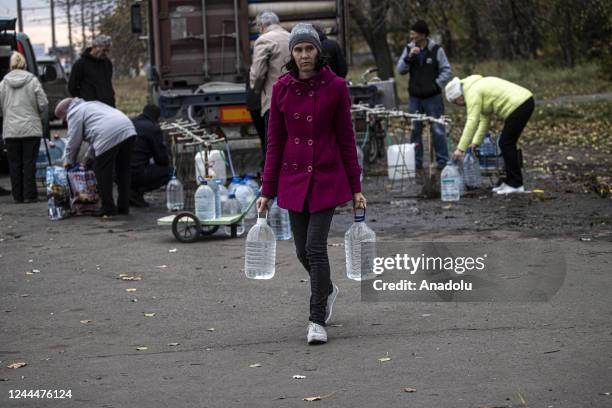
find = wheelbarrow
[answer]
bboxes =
[157,195,257,243]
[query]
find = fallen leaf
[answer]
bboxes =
[25,272,33,275]
[533,189,545,193]
[207,328,215,332]
[402,387,417,393]
[443,204,452,210]
[329,324,343,327]
[303,391,337,402]
[600,392,611,396]
[144,313,156,317]
[80,320,94,324]
[126,288,137,292]
[136,346,148,351]
[249,363,262,368]
[121,276,142,281]
[7,362,26,369]
[169,248,177,253]
[293,375,306,379]
[20,294,29,297]
[378,357,392,363]
[156,265,168,269]
[32,269,40,273]
[167,342,180,347]
[118,273,129,278]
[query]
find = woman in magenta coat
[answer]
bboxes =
[256,23,366,345]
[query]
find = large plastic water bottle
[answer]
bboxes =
[441,161,461,201]
[356,145,364,182]
[166,175,184,211]
[243,174,260,194]
[207,178,222,219]
[228,176,242,195]
[463,148,482,188]
[244,213,276,279]
[268,198,292,240]
[345,209,377,281]
[479,133,497,170]
[194,180,216,220]
[222,194,245,236]
[235,181,257,219]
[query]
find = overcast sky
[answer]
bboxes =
[2,0,93,52]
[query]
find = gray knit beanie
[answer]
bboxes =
[289,23,322,53]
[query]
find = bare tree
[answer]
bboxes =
[349,0,395,79]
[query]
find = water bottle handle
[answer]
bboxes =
[354,207,366,222]
[257,210,268,220]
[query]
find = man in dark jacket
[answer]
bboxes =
[396,20,452,169]
[129,104,171,207]
[68,35,115,107]
[313,25,347,78]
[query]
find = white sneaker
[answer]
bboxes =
[492,182,509,192]
[495,184,525,195]
[325,285,339,324]
[307,322,328,345]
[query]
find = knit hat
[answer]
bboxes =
[92,34,111,48]
[445,77,463,102]
[411,20,429,36]
[289,23,321,53]
[54,97,74,120]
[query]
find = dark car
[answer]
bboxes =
[37,55,69,120]
[0,17,55,165]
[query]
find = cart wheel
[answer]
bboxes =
[172,212,201,243]
[365,138,379,163]
[199,225,220,236]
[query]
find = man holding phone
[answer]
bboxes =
[396,20,452,170]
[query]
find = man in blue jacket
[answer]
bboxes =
[396,20,452,170]
[129,104,171,207]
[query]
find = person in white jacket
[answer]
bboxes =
[0,52,48,203]
[55,97,136,217]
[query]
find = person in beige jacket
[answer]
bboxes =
[0,52,48,203]
[249,11,290,158]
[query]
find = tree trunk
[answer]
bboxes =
[349,1,394,80]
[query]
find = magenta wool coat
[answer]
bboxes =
[261,66,362,213]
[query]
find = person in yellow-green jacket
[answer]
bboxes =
[445,75,534,195]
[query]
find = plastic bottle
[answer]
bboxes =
[194,180,216,220]
[216,179,229,205]
[244,214,276,279]
[222,194,245,236]
[441,161,461,202]
[462,147,482,188]
[207,178,222,219]
[345,209,377,281]
[243,174,260,194]
[479,133,497,170]
[268,198,292,240]
[166,175,184,211]
[228,176,242,195]
[235,181,257,220]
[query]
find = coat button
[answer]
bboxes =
[294,137,300,144]
[296,90,302,96]
[307,165,313,173]
[308,90,314,97]
[306,115,313,122]
[321,80,326,84]
[293,113,301,119]
[309,80,315,87]
[292,163,298,170]
[283,162,288,169]
[307,139,313,146]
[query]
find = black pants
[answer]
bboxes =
[93,137,135,213]
[131,164,172,193]
[499,97,534,187]
[289,202,335,326]
[6,137,41,202]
